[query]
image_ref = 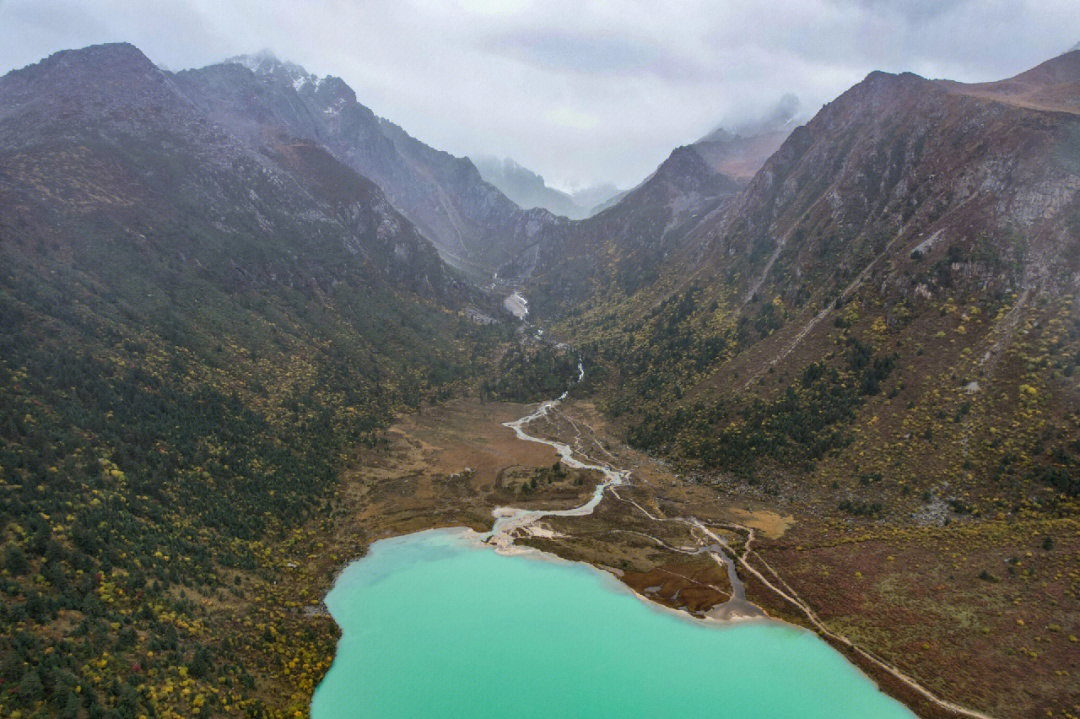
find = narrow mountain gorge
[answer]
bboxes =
[502,141,747,307]
[505,99,798,311]
[2,38,1079,719]
[471,155,624,220]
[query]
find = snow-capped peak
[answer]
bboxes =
[227,51,318,92]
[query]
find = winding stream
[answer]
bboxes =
[485,359,764,620]
[485,361,632,550]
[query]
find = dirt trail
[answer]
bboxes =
[620,501,997,719]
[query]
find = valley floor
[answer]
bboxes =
[294,395,1079,719]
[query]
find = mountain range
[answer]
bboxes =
[514,49,1080,718]
[169,50,568,278]
[472,95,802,222]
[2,40,1079,719]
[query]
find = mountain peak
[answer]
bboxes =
[230,48,281,67]
[0,41,178,117]
[859,69,927,87]
[698,93,801,145]
[4,41,156,81]
[833,69,933,110]
[311,75,355,102]
[225,51,318,90]
[57,41,149,63]
[697,126,734,145]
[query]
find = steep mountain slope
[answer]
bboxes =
[503,100,798,315]
[175,53,562,276]
[504,143,745,314]
[621,56,1080,488]
[535,49,1080,719]
[1,44,455,297]
[0,42,517,719]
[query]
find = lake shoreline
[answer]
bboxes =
[301,389,1003,719]
[311,527,919,719]
[313,517,967,719]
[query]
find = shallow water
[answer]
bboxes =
[310,529,916,719]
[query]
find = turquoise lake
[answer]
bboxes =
[311,528,917,719]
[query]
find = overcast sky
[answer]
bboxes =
[2,0,1077,191]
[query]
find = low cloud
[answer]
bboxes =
[1,0,1077,189]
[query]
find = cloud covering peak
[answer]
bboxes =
[1,0,1077,188]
